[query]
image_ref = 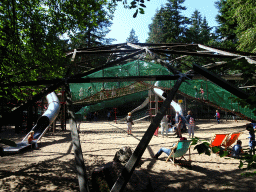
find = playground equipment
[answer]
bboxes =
[3,42,256,191]
[72,60,256,122]
[153,82,182,115]
[4,92,60,153]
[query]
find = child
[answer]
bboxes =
[215,110,220,124]
[231,140,243,158]
[28,131,38,149]
[200,88,204,100]
[189,116,195,138]
[246,123,256,155]
[127,112,134,135]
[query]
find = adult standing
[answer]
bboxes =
[177,116,182,138]
[161,115,169,137]
[127,112,134,135]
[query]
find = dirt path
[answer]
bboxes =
[1,120,256,191]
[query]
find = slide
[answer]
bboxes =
[153,82,183,115]
[131,97,149,114]
[117,97,150,123]
[4,92,60,153]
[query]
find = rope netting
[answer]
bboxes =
[70,60,256,121]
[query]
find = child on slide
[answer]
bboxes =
[28,131,39,149]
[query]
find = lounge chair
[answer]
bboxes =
[209,134,229,148]
[222,132,241,149]
[166,140,192,165]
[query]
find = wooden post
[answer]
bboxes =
[52,119,56,133]
[111,76,185,192]
[65,84,90,192]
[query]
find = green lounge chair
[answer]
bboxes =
[166,140,192,165]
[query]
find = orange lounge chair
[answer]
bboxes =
[222,132,241,149]
[209,134,229,148]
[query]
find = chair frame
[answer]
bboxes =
[166,140,192,165]
[209,134,229,147]
[222,132,241,149]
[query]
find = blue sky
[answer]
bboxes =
[106,0,219,43]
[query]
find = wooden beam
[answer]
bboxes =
[2,75,188,87]
[150,49,237,58]
[65,85,90,192]
[111,75,186,192]
[193,64,249,100]
[198,44,256,64]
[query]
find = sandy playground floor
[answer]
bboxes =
[1,119,256,191]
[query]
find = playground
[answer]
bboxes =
[1,43,256,191]
[1,119,255,191]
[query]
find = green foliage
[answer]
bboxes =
[191,137,199,145]
[212,146,220,153]
[214,0,256,115]
[215,0,238,49]
[113,0,148,17]
[241,171,256,177]
[230,0,256,53]
[239,159,244,169]
[0,0,116,113]
[126,28,139,43]
[215,0,256,53]
[67,1,116,50]
[194,142,211,156]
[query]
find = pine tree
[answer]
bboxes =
[162,0,190,43]
[126,28,139,43]
[215,0,238,49]
[146,0,190,43]
[147,7,165,43]
[200,17,213,44]
[67,2,116,49]
[231,0,256,53]
[186,10,213,44]
[186,10,202,43]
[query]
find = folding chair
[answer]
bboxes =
[166,140,192,166]
[222,132,241,149]
[209,134,229,148]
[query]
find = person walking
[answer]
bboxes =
[161,115,169,137]
[127,112,134,135]
[215,110,220,124]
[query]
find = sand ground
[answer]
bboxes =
[1,119,256,191]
